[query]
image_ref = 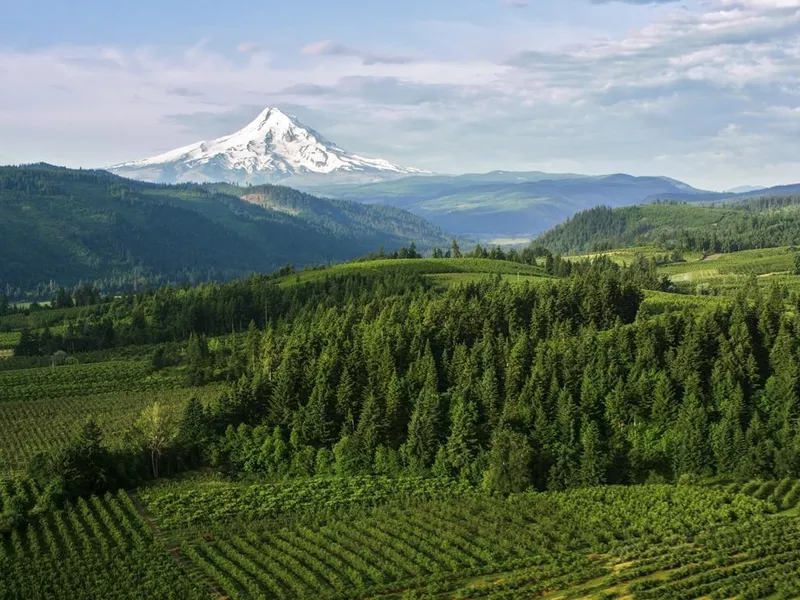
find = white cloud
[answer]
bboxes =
[236,41,264,54]
[301,40,414,65]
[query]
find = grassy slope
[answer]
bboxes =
[277,257,550,287]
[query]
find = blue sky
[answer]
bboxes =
[1,0,799,189]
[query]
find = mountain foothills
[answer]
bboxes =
[0,164,448,297]
[7,241,800,598]
[109,107,426,186]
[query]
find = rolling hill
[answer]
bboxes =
[0,164,449,296]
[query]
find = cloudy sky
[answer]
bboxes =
[1,0,798,190]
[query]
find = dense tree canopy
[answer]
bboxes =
[537,197,800,255]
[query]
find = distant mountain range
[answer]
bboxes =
[109,108,426,186]
[726,185,765,194]
[302,172,714,239]
[0,164,448,296]
[106,109,800,240]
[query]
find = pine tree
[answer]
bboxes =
[268,344,305,426]
[336,367,358,436]
[186,332,209,386]
[742,413,775,479]
[673,386,711,478]
[650,372,676,430]
[579,419,607,487]
[505,334,531,405]
[384,371,406,447]
[354,391,384,468]
[13,326,39,357]
[548,389,579,490]
[478,367,501,434]
[445,392,480,479]
[177,396,209,464]
[402,383,441,474]
[711,383,747,475]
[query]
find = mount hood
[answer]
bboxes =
[108,108,427,185]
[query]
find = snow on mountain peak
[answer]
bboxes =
[108,107,427,185]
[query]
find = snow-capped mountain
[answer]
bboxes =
[108,107,428,185]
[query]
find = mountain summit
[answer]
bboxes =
[108,107,427,185]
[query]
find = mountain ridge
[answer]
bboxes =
[0,164,449,297]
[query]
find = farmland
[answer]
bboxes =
[0,485,208,599]
[0,386,222,472]
[3,248,800,598]
[572,245,800,298]
[5,469,800,599]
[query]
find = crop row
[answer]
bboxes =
[0,386,221,474]
[0,360,188,404]
[156,482,775,600]
[140,475,476,531]
[0,490,206,600]
[722,478,800,511]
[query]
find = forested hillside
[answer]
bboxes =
[536,197,800,254]
[0,164,449,298]
[5,255,798,489]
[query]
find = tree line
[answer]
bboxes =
[537,199,800,255]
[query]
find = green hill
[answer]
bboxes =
[0,164,449,296]
[276,257,549,288]
[535,197,800,254]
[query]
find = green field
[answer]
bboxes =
[0,360,187,404]
[279,257,550,287]
[573,245,800,298]
[0,330,20,351]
